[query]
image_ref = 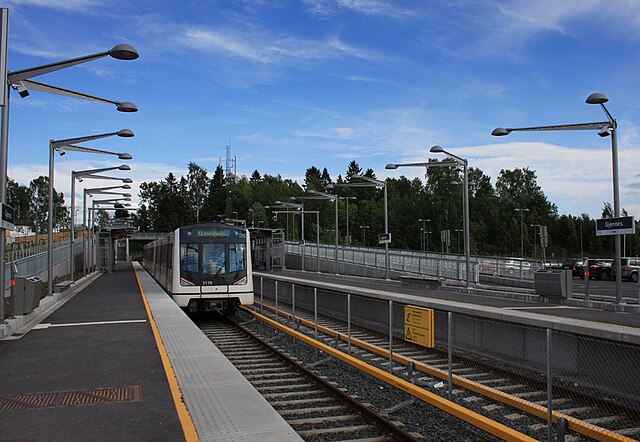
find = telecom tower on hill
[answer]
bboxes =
[225,139,236,186]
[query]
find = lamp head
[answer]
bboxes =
[586,93,608,105]
[118,153,133,160]
[325,183,335,189]
[123,178,133,183]
[121,185,131,189]
[118,165,131,171]
[491,127,511,136]
[430,145,444,153]
[116,102,138,112]
[385,164,398,170]
[109,44,139,60]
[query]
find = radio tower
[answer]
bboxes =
[225,138,236,185]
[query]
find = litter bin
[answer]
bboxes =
[13,276,33,315]
[25,277,43,311]
[12,276,42,315]
[534,270,572,298]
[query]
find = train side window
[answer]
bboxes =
[228,242,247,285]
[180,243,199,286]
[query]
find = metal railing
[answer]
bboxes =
[285,241,545,282]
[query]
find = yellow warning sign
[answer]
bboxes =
[404,305,434,348]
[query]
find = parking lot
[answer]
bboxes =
[571,277,640,302]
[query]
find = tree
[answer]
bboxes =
[7,179,31,225]
[187,162,209,222]
[27,176,66,233]
[304,166,323,191]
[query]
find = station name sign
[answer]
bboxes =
[596,216,635,236]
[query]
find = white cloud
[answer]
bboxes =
[5,0,102,11]
[384,141,640,219]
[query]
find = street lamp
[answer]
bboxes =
[418,218,430,252]
[530,224,541,260]
[304,190,340,274]
[514,208,529,258]
[359,225,370,246]
[328,175,389,279]
[387,148,471,289]
[492,93,624,303]
[70,165,131,280]
[48,129,134,295]
[0,39,138,321]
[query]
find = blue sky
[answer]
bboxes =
[3,0,640,221]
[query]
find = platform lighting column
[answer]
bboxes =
[418,219,430,252]
[492,93,622,303]
[70,165,130,281]
[387,150,471,289]
[0,41,138,320]
[514,208,529,259]
[48,132,133,295]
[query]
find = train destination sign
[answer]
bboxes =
[404,305,434,348]
[595,216,635,236]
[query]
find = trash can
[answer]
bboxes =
[25,277,43,311]
[534,270,572,298]
[13,276,34,315]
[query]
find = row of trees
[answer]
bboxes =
[7,177,118,239]
[134,160,639,260]
[6,161,636,259]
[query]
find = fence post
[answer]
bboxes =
[547,328,553,442]
[347,294,351,355]
[448,311,453,395]
[292,283,295,319]
[275,280,278,323]
[388,300,393,373]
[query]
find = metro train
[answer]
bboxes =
[143,222,254,314]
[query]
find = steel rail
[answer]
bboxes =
[253,302,635,442]
[242,306,536,442]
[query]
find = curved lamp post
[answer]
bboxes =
[0,39,138,320]
[88,198,132,272]
[492,93,623,303]
[386,151,471,289]
[48,129,134,295]
[327,177,390,279]
[304,190,340,275]
[70,165,131,281]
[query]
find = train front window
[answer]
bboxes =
[180,243,199,286]
[202,243,227,285]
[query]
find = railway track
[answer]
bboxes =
[249,301,640,442]
[196,316,422,442]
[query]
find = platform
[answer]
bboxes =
[0,261,301,442]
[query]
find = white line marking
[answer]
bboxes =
[33,319,147,329]
[504,306,583,310]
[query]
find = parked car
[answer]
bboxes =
[562,258,585,277]
[503,258,531,276]
[581,259,612,280]
[611,257,640,282]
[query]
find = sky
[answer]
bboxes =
[2,0,640,223]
